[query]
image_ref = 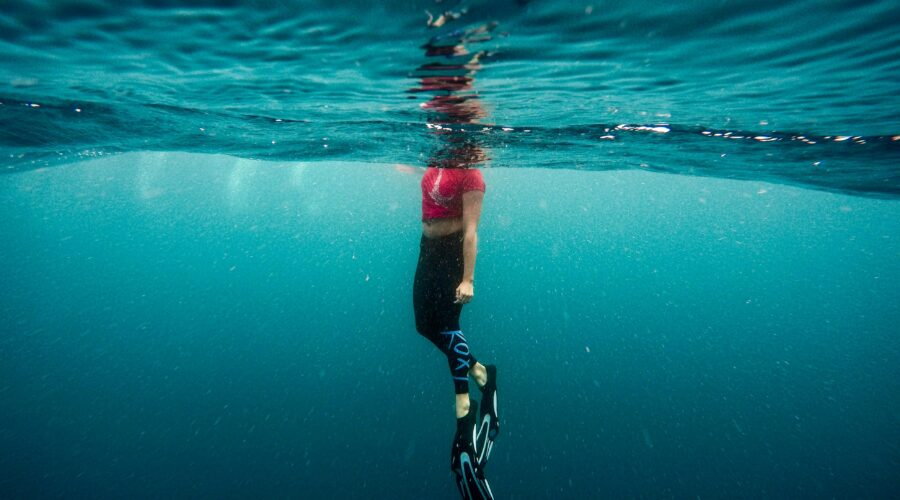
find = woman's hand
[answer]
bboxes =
[455,280,474,304]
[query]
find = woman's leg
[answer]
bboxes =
[419,327,480,418]
[454,362,488,417]
[470,363,487,387]
[413,232,488,417]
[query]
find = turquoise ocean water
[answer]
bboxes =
[1,1,899,498]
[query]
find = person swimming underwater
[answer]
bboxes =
[413,163,500,499]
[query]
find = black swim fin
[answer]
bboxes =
[451,400,494,500]
[475,364,499,468]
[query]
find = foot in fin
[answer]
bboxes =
[475,364,499,468]
[451,400,494,500]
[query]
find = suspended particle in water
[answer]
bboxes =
[641,428,654,448]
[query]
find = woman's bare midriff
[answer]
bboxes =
[422,217,463,238]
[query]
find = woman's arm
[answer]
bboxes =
[455,189,484,304]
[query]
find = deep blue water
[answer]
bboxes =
[1,1,900,499]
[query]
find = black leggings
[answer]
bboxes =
[413,230,477,395]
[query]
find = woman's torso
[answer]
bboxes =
[420,167,485,238]
[422,217,463,238]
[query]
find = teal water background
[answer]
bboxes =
[2,0,900,498]
[2,153,898,498]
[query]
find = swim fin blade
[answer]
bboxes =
[475,364,499,468]
[451,400,494,500]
